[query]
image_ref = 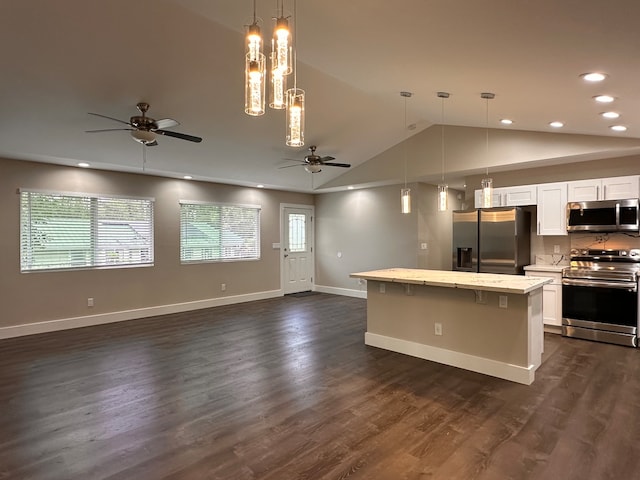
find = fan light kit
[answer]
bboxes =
[279,145,350,173]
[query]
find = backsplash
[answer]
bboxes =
[529,231,640,266]
[570,232,640,251]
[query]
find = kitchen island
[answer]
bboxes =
[350,268,552,385]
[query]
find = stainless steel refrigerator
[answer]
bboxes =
[452,207,531,274]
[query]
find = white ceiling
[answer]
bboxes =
[2,0,640,192]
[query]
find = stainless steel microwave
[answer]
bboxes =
[566,198,640,232]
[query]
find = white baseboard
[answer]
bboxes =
[0,290,283,340]
[314,285,367,299]
[365,332,535,385]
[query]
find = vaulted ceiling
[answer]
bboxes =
[2,0,640,192]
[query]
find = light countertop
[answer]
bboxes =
[350,268,552,294]
[523,264,567,273]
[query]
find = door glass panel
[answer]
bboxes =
[288,213,306,252]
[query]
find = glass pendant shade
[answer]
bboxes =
[246,23,262,62]
[273,17,292,75]
[437,184,448,212]
[285,88,305,146]
[401,187,411,214]
[481,177,493,208]
[245,52,266,116]
[269,53,287,109]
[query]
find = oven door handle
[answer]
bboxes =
[562,278,638,292]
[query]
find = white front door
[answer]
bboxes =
[282,205,314,294]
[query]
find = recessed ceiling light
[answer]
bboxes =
[601,111,620,119]
[549,121,564,128]
[500,119,513,125]
[581,72,607,82]
[183,175,193,180]
[610,125,627,132]
[594,95,615,103]
[347,186,354,190]
[77,162,90,168]
[256,184,264,188]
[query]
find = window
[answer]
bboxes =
[20,190,154,272]
[288,213,307,252]
[180,201,260,263]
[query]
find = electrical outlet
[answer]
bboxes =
[499,295,508,308]
[221,283,226,292]
[553,244,560,254]
[434,322,443,336]
[87,297,94,307]
[379,283,386,294]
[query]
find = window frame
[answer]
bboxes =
[179,199,261,264]
[19,188,155,273]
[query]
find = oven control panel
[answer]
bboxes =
[570,248,640,261]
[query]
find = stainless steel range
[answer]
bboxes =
[562,248,640,347]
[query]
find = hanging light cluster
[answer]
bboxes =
[244,0,304,147]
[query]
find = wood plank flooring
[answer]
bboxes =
[1,292,640,479]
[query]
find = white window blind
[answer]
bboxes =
[180,202,260,263]
[20,190,154,272]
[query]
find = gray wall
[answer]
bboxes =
[314,183,463,292]
[0,158,312,328]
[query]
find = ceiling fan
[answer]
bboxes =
[86,102,202,146]
[281,145,350,173]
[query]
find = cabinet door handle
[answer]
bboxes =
[602,185,606,199]
[537,221,540,235]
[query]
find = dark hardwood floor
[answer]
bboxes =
[1,293,639,479]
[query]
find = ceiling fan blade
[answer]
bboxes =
[278,164,304,169]
[88,112,132,125]
[85,128,134,133]
[323,162,351,168]
[155,129,202,143]
[154,118,179,129]
[319,156,335,162]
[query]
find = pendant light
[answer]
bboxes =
[437,92,450,212]
[285,0,304,146]
[269,0,289,110]
[481,92,495,208]
[400,91,412,214]
[269,52,287,109]
[272,0,292,76]
[244,0,265,116]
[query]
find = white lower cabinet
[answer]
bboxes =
[525,268,563,328]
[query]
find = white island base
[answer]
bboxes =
[350,268,551,385]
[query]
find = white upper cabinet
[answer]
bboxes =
[537,182,568,236]
[501,185,538,206]
[474,189,501,208]
[474,185,537,208]
[567,175,639,202]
